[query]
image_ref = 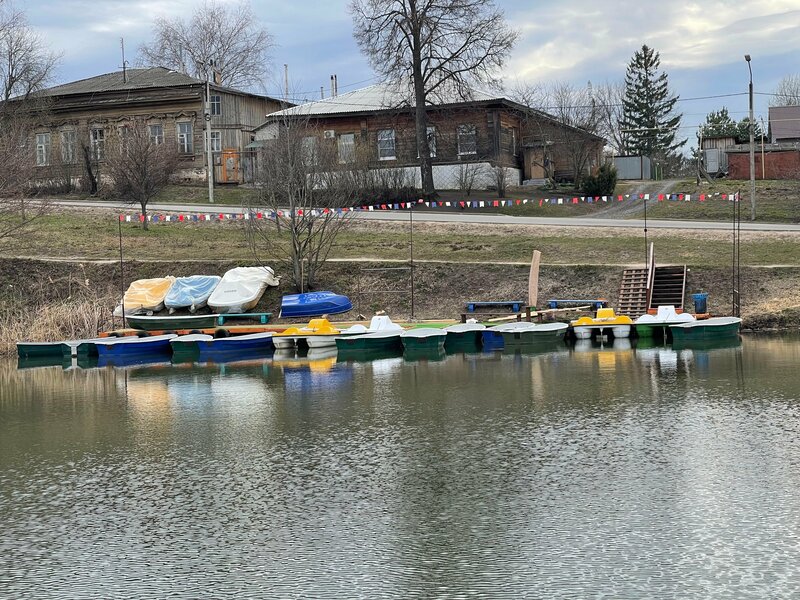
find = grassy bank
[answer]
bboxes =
[4,209,800,268]
[2,257,799,354]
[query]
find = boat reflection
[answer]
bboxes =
[403,347,447,363]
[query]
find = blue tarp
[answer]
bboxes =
[164,275,222,311]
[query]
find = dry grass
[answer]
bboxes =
[0,294,116,356]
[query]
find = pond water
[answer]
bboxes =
[2,335,800,598]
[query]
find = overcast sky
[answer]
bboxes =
[28,0,800,141]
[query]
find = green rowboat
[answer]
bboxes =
[669,317,741,343]
[400,327,447,351]
[126,314,221,331]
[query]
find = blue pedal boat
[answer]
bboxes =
[280,291,353,318]
[94,334,177,359]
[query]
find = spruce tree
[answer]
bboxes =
[620,45,685,157]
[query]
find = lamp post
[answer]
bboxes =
[745,54,755,220]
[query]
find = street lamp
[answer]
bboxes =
[745,54,755,220]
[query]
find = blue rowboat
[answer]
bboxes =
[94,334,177,359]
[197,332,274,356]
[280,291,353,318]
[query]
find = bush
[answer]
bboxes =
[581,164,617,197]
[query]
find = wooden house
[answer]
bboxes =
[252,82,603,190]
[29,67,285,186]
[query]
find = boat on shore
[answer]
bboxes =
[94,334,177,358]
[634,306,695,340]
[208,267,279,314]
[669,316,742,343]
[127,313,221,331]
[280,291,353,318]
[400,327,447,351]
[114,276,176,316]
[571,308,633,339]
[499,322,568,347]
[164,275,221,313]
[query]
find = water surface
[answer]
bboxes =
[2,335,800,598]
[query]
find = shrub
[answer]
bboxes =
[582,164,617,197]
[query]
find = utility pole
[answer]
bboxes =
[205,61,214,204]
[745,54,755,220]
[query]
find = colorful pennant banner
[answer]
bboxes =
[118,192,741,223]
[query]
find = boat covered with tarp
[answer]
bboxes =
[114,276,176,316]
[208,267,280,314]
[164,275,221,313]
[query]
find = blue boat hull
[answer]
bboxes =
[197,336,274,355]
[280,291,352,318]
[96,338,174,358]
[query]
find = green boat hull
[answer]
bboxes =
[401,336,446,351]
[127,315,220,331]
[634,324,671,340]
[501,329,566,347]
[17,342,64,359]
[335,335,402,352]
[444,330,483,349]
[670,321,740,343]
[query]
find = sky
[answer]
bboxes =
[26,0,800,143]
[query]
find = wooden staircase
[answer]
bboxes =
[617,268,649,318]
[616,244,688,318]
[649,266,687,310]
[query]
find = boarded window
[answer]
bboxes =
[302,136,317,164]
[457,124,477,156]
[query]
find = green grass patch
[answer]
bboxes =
[4,211,798,269]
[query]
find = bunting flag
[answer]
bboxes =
[116,192,742,223]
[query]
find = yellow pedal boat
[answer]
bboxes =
[272,318,342,349]
[570,308,633,339]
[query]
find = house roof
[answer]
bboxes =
[256,80,603,142]
[769,105,800,142]
[40,66,286,104]
[263,81,506,118]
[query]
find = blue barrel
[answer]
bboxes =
[692,293,708,314]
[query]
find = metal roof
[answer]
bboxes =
[769,105,800,142]
[41,67,204,96]
[267,81,506,119]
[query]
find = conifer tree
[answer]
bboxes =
[619,45,685,157]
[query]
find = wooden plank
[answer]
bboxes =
[528,250,541,308]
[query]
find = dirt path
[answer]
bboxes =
[595,179,684,218]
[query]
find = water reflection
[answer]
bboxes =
[3,334,800,598]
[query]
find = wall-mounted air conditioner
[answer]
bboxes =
[324,130,336,139]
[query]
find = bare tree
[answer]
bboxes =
[769,74,800,107]
[0,4,59,242]
[138,0,273,90]
[592,80,626,155]
[104,121,180,230]
[350,0,516,196]
[245,118,359,292]
[511,82,603,189]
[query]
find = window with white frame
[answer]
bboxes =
[457,124,477,156]
[301,136,317,164]
[90,128,105,160]
[210,131,221,153]
[426,126,436,158]
[149,124,163,145]
[177,122,193,154]
[337,133,355,163]
[35,133,51,166]
[377,129,396,160]
[210,94,221,116]
[60,129,76,164]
